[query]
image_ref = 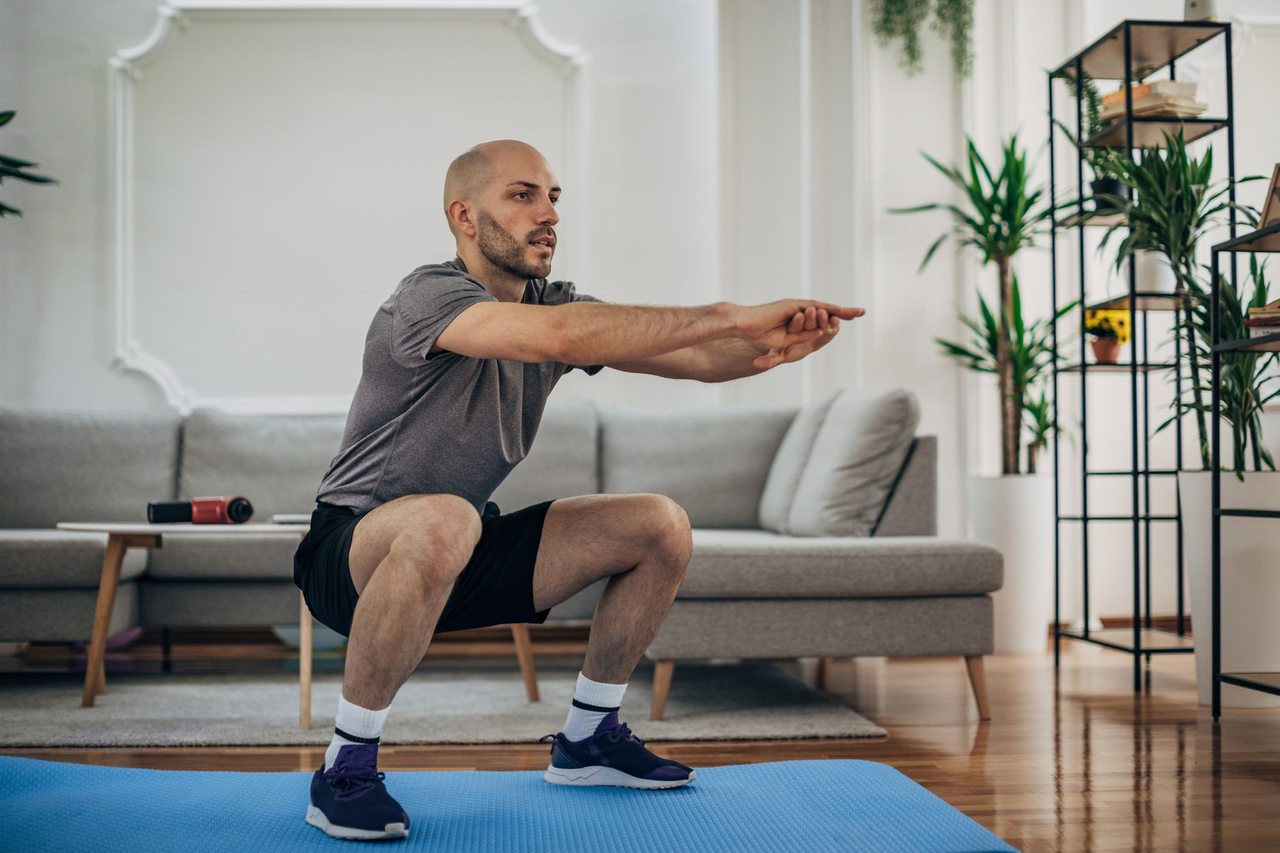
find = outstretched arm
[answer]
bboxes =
[604,307,845,382]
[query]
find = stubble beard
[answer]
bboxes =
[476,210,552,280]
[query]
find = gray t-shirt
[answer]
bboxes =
[316,257,603,516]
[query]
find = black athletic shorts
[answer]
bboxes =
[292,498,555,638]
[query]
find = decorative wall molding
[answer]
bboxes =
[109,1,587,414]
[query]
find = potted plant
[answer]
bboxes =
[1082,309,1130,364]
[1093,129,1260,469]
[0,110,58,217]
[893,135,1070,653]
[1170,258,1280,708]
[1060,72,1126,212]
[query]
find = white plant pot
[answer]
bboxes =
[1135,251,1177,294]
[1180,471,1280,708]
[967,474,1054,654]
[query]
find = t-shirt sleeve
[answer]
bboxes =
[549,281,607,376]
[388,269,498,368]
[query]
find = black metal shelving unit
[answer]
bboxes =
[1209,221,1280,720]
[1047,20,1236,691]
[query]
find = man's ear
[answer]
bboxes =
[448,200,477,239]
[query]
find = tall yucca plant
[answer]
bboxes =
[0,111,58,217]
[893,134,1057,473]
[1091,130,1259,468]
[934,275,1078,472]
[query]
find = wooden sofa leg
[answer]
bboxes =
[651,660,674,721]
[964,655,991,721]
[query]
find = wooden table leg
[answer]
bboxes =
[300,591,313,730]
[81,534,126,706]
[510,623,539,702]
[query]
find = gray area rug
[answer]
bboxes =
[0,662,886,747]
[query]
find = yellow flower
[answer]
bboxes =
[1082,309,1132,344]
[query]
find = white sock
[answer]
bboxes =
[562,671,627,742]
[325,692,390,772]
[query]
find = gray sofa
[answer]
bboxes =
[0,390,1002,720]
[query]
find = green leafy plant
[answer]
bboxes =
[934,276,1078,474]
[872,0,973,78]
[1156,257,1278,478]
[0,111,57,217]
[892,134,1061,473]
[1088,129,1260,468]
[1057,71,1123,182]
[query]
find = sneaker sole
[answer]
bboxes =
[305,804,409,841]
[543,764,696,789]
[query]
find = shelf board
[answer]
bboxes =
[1060,362,1177,372]
[1085,291,1190,312]
[1220,672,1280,697]
[1087,469,1179,476]
[1213,332,1280,353]
[1083,117,1227,150]
[1212,221,1280,254]
[1059,515,1179,522]
[1216,508,1280,520]
[1052,19,1227,81]
[1059,627,1194,653]
[1059,211,1126,229]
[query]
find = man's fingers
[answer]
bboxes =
[788,311,804,333]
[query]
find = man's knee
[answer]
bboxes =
[387,494,483,586]
[639,494,692,568]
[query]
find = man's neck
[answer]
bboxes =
[454,248,527,303]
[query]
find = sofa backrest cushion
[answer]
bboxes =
[179,409,346,520]
[757,391,837,532]
[599,405,794,528]
[784,388,921,537]
[0,407,183,528]
[490,397,600,510]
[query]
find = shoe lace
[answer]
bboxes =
[604,721,644,746]
[329,751,385,802]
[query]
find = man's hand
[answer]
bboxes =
[732,300,865,371]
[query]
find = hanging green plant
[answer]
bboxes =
[872,0,974,78]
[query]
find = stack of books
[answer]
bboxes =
[1099,80,1207,121]
[1245,299,1280,338]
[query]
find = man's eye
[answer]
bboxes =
[550,197,559,205]
[515,192,529,200]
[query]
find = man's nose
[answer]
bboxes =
[537,199,559,226]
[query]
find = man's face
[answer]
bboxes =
[474,153,560,280]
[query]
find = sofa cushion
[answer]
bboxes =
[786,388,920,537]
[676,529,1002,598]
[0,407,182,528]
[146,534,304,581]
[179,410,346,519]
[757,393,836,532]
[599,406,794,528]
[490,398,599,510]
[0,530,149,588]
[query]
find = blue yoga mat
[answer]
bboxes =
[0,756,1017,852]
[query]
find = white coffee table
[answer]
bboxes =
[56,522,319,726]
[56,521,545,730]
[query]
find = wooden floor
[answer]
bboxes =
[3,628,1280,852]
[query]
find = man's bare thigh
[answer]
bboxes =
[347,493,479,596]
[531,493,686,613]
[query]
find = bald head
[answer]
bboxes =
[443,140,551,237]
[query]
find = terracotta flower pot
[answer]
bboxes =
[1090,337,1122,364]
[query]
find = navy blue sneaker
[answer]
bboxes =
[539,712,696,789]
[306,743,410,841]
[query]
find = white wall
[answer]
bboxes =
[4,0,1277,622]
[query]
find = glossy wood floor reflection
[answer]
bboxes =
[3,631,1280,852]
